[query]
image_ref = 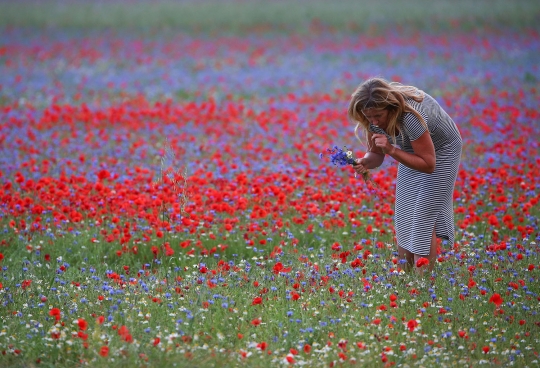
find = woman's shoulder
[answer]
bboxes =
[404,92,430,115]
[404,93,425,109]
[400,96,429,131]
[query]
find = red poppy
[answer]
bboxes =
[49,308,61,321]
[489,293,504,307]
[407,319,418,331]
[77,318,88,331]
[78,331,88,341]
[99,346,109,357]
[416,257,429,267]
[272,262,291,274]
[350,258,363,268]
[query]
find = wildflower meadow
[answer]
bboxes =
[0,1,539,367]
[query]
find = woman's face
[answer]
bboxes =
[362,108,389,129]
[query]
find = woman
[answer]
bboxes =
[348,77,462,274]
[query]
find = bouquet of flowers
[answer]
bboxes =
[322,145,377,188]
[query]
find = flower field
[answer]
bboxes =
[1,1,540,367]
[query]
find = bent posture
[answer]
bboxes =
[348,77,462,274]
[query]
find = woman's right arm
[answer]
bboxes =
[353,131,385,173]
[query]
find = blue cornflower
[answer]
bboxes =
[326,146,356,166]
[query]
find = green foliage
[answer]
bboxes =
[1,0,540,34]
[0,201,538,366]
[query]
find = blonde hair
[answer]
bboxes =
[348,77,426,149]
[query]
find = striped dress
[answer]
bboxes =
[369,92,462,255]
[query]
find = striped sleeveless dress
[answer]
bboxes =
[369,92,462,255]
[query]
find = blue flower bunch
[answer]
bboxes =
[326,145,356,166]
[322,146,376,187]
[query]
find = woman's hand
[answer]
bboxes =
[353,158,368,174]
[372,134,395,155]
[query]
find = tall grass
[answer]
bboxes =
[1,0,540,34]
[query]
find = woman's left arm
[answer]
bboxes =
[372,131,436,174]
